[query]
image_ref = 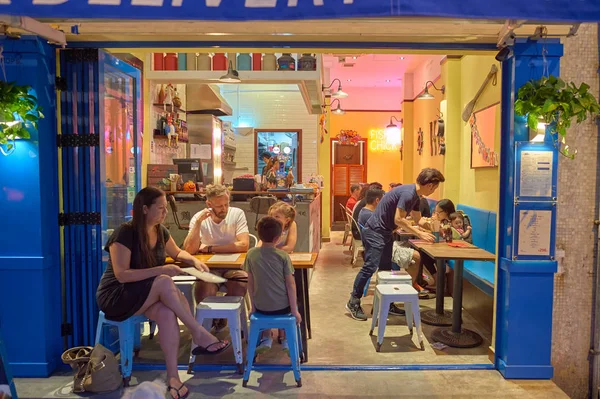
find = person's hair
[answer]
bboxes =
[365,188,385,205]
[257,216,283,243]
[268,201,296,230]
[416,168,445,186]
[350,184,361,193]
[449,212,464,222]
[131,187,165,268]
[357,184,370,200]
[437,199,456,216]
[390,182,402,188]
[368,182,383,190]
[205,184,229,200]
[261,152,272,160]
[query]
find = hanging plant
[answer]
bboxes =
[514,75,600,159]
[0,81,44,155]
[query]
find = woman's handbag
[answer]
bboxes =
[61,344,121,393]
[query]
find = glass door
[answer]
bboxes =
[99,52,142,237]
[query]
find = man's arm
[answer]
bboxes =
[209,232,250,253]
[395,208,434,242]
[183,209,212,254]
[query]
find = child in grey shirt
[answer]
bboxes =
[243,216,301,354]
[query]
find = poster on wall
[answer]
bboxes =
[518,210,552,256]
[470,104,499,168]
[519,150,553,197]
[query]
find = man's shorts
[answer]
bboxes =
[391,241,415,270]
[207,268,248,287]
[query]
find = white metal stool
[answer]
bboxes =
[376,270,412,285]
[370,284,425,352]
[188,295,248,374]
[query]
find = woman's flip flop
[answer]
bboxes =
[167,382,189,399]
[192,340,231,356]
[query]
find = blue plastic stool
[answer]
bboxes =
[243,313,303,387]
[95,311,148,386]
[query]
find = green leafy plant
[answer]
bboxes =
[0,81,44,153]
[514,75,600,159]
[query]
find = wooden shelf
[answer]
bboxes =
[223,144,236,151]
[153,103,186,113]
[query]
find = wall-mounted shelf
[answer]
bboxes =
[153,103,186,113]
[223,144,236,152]
[145,54,324,115]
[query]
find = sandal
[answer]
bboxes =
[167,382,189,399]
[192,340,231,356]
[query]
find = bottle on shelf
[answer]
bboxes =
[277,53,296,71]
[177,53,187,70]
[237,53,251,71]
[153,53,164,70]
[164,53,178,71]
[197,53,211,71]
[186,53,196,70]
[252,53,262,70]
[213,53,227,70]
[298,53,317,71]
[263,54,277,71]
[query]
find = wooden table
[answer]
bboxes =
[409,240,495,348]
[166,252,317,361]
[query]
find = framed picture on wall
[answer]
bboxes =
[470,103,500,168]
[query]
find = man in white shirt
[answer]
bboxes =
[183,184,250,305]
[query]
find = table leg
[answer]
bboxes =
[421,259,452,326]
[431,259,483,348]
[294,270,309,362]
[302,269,312,339]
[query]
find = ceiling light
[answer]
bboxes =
[322,78,349,99]
[384,115,402,145]
[400,56,405,60]
[219,61,241,83]
[418,81,445,100]
[386,79,391,83]
[353,56,357,60]
[347,79,351,82]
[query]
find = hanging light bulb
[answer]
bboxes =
[384,116,402,145]
[219,61,241,83]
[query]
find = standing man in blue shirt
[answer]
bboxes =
[346,168,445,321]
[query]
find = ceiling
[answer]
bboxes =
[323,54,443,88]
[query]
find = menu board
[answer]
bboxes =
[519,151,553,197]
[518,210,552,256]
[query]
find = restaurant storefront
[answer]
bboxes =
[0,1,596,387]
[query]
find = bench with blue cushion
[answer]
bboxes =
[452,204,496,296]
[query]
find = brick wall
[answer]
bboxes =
[553,23,599,399]
[221,84,319,181]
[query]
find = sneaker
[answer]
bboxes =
[346,297,367,321]
[256,337,273,354]
[212,318,228,333]
[389,303,406,316]
[281,339,290,356]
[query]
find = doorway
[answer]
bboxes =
[331,139,366,223]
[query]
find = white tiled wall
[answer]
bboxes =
[220,84,318,182]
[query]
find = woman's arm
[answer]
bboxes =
[279,222,297,253]
[285,274,301,324]
[110,243,179,283]
[165,236,210,272]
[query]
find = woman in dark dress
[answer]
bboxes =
[97,187,229,399]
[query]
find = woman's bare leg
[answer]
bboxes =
[145,302,188,399]
[135,275,226,349]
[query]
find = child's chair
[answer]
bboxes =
[243,313,303,387]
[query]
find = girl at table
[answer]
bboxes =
[96,187,230,399]
[257,201,298,253]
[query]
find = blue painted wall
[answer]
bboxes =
[0,37,62,377]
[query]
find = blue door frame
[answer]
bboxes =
[0,38,561,379]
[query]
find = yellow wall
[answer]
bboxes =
[405,77,445,200]
[330,112,403,190]
[318,104,332,239]
[456,56,501,212]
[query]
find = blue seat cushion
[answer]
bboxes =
[456,204,491,251]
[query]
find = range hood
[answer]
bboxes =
[186,84,233,116]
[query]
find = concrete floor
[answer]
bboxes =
[14,369,568,398]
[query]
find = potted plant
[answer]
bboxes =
[0,81,44,155]
[514,75,600,159]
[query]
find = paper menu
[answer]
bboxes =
[289,253,312,262]
[180,267,227,283]
[207,254,241,262]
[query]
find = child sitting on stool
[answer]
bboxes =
[243,216,301,354]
